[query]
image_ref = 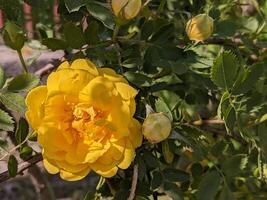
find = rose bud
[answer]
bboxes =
[111,0,142,22]
[186,13,214,42]
[142,112,172,143]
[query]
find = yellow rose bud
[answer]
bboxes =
[111,0,142,21]
[142,112,172,143]
[186,14,214,42]
[25,59,142,181]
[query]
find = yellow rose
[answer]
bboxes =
[111,0,142,21]
[25,59,142,181]
[186,14,214,42]
[142,112,172,143]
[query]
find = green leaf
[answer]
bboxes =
[124,72,152,87]
[154,90,182,111]
[63,22,86,49]
[15,118,29,145]
[0,92,26,113]
[84,20,100,45]
[42,38,68,51]
[7,73,40,92]
[258,123,267,162]
[8,155,18,177]
[196,171,221,200]
[136,155,147,181]
[86,2,115,30]
[0,66,6,89]
[222,154,248,178]
[151,170,163,190]
[143,151,160,168]
[155,98,173,121]
[219,185,235,200]
[20,146,33,160]
[211,51,239,90]
[232,63,264,94]
[163,182,183,200]
[64,0,85,12]
[0,109,14,131]
[3,21,26,50]
[163,168,190,182]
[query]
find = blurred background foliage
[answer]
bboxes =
[0,0,267,199]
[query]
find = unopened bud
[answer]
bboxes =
[142,112,172,143]
[111,0,142,22]
[186,14,214,42]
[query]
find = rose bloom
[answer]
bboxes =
[25,59,142,181]
[186,14,214,42]
[111,0,142,21]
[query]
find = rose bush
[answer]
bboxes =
[25,59,142,181]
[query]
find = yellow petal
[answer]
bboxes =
[25,86,47,130]
[71,59,99,76]
[118,139,135,169]
[79,76,116,110]
[47,68,94,96]
[128,119,142,148]
[89,162,118,178]
[96,139,125,165]
[124,0,142,20]
[115,82,138,100]
[111,0,128,17]
[108,100,131,136]
[59,167,91,181]
[57,60,70,70]
[98,68,128,83]
[43,158,59,174]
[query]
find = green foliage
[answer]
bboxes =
[0,109,14,131]
[1,0,267,199]
[8,155,18,177]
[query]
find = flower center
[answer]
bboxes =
[71,103,108,139]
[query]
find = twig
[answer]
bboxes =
[191,119,225,126]
[127,164,138,200]
[0,132,35,161]
[29,165,56,200]
[34,63,56,76]
[0,153,42,183]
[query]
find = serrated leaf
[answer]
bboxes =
[63,22,86,49]
[86,2,115,30]
[211,51,239,90]
[3,21,26,50]
[0,92,26,113]
[64,0,85,12]
[8,155,18,177]
[163,168,190,182]
[42,38,68,51]
[0,109,14,131]
[222,154,248,178]
[143,151,159,168]
[124,71,152,87]
[232,63,264,94]
[15,118,29,145]
[7,73,40,92]
[196,171,221,200]
[0,66,6,89]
